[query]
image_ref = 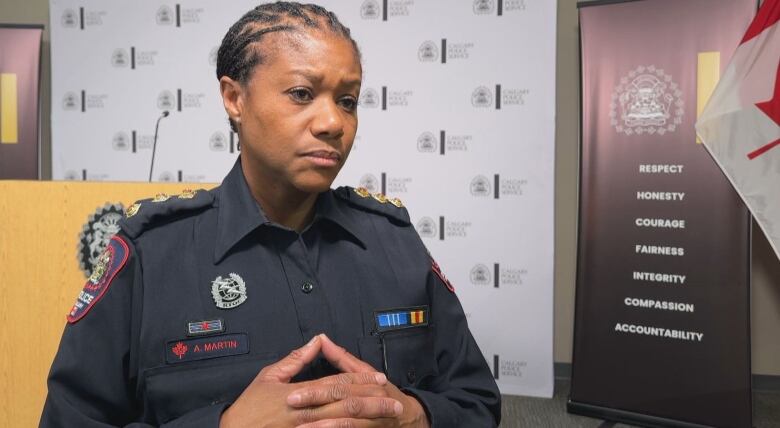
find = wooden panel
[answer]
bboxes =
[0,181,216,426]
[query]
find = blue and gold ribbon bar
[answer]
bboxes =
[374,306,429,333]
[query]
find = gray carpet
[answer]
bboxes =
[499,380,780,427]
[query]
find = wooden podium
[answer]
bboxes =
[0,180,216,427]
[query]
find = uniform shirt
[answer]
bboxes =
[41,160,501,427]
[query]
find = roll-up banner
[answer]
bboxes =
[571,1,754,427]
[0,24,43,179]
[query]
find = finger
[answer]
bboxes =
[257,335,322,383]
[320,334,378,373]
[287,383,389,408]
[296,418,387,428]
[294,397,403,425]
[316,372,387,387]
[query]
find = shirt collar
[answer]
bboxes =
[214,159,366,263]
[214,159,268,263]
[313,190,366,249]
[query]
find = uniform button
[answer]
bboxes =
[301,281,314,294]
[406,368,417,383]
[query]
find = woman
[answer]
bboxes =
[41,3,500,427]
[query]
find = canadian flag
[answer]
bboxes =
[696,0,780,260]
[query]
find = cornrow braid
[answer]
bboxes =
[216,2,361,132]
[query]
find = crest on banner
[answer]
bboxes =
[611,65,684,136]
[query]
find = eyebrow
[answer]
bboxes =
[288,69,361,87]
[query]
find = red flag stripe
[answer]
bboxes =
[741,0,780,44]
[748,138,780,159]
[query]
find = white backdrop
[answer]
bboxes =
[50,0,556,397]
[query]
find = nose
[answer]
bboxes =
[310,98,345,140]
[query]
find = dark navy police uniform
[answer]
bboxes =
[41,160,501,427]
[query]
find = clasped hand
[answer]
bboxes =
[219,334,430,428]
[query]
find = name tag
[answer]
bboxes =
[166,333,249,364]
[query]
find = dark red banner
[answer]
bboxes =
[0,24,43,179]
[571,1,754,427]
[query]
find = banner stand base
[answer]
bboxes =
[566,400,717,428]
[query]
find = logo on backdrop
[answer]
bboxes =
[62,92,79,111]
[418,41,439,62]
[62,9,78,28]
[209,132,227,151]
[155,4,204,26]
[611,65,684,136]
[470,174,527,198]
[112,132,130,151]
[416,217,437,238]
[359,88,380,108]
[470,175,492,196]
[472,86,493,107]
[417,131,472,154]
[359,87,412,109]
[157,6,174,25]
[424,39,475,62]
[361,0,414,19]
[157,88,207,111]
[158,171,174,182]
[472,263,527,286]
[359,174,380,193]
[62,7,107,28]
[470,264,491,285]
[111,49,130,68]
[473,0,526,15]
[473,0,494,14]
[472,85,529,108]
[78,204,124,278]
[360,0,381,19]
[416,216,471,240]
[158,91,175,110]
[63,91,107,111]
[417,132,437,152]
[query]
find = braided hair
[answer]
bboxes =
[216,2,361,132]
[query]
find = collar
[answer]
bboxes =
[214,159,366,263]
[313,190,366,249]
[213,160,269,263]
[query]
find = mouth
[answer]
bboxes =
[302,149,342,167]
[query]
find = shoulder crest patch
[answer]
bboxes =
[67,236,130,323]
[431,258,455,293]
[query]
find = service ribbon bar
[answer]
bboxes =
[374,306,429,332]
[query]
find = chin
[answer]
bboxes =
[293,171,339,194]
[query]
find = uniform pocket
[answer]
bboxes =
[141,353,277,424]
[358,325,438,388]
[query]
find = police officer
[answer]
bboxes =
[41,2,500,427]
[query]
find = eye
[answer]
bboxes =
[288,88,313,103]
[338,96,358,112]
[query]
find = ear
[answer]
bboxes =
[220,76,244,127]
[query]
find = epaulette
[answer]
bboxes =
[334,186,411,226]
[119,189,214,239]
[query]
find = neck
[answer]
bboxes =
[240,158,318,233]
